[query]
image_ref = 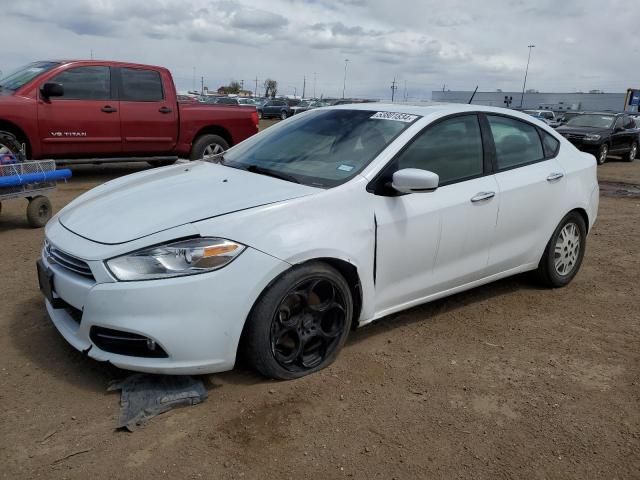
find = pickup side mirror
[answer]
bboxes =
[40,82,64,98]
[392,168,439,194]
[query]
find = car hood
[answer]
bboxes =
[59,161,318,245]
[556,126,609,136]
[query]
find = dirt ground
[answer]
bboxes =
[0,141,639,479]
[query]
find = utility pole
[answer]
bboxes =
[342,59,349,99]
[302,76,306,99]
[240,79,244,91]
[391,77,398,102]
[519,44,535,108]
[90,49,94,60]
[254,76,259,97]
[403,80,407,101]
[313,72,317,98]
[201,76,204,96]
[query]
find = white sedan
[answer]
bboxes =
[38,104,599,379]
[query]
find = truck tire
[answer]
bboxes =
[0,131,26,161]
[26,196,52,228]
[189,134,230,161]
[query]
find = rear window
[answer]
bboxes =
[120,68,164,101]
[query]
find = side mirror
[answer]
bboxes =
[392,168,439,194]
[40,82,64,98]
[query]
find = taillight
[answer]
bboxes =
[251,110,259,128]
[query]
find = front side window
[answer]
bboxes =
[222,109,417,187]
[120,68,163,101]
[487,115,544,169]
[49,66,110,100]
[394,115,484,185]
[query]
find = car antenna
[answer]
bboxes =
[468,86,478,104]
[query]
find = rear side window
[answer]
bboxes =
[487,115,544,169]
[395,114,484,185]
[541,130,560,158]
[120,68,164,101]
[49,66,110,100]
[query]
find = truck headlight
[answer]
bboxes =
[584,134,601,141]
[106,238,245,281]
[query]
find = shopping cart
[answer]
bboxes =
[0,159,72,227]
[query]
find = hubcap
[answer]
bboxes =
[202,143,224,160]
[631,144,637,160]
[270,278,347,372]
[599,146,608,163]
[554,222,581,276]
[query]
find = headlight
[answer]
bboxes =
[585,134,601,141]
[106,237,245,281]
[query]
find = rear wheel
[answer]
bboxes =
[26,196,52,228]
[536,211,587,288]
[597,144,608,165]
[258,110,263,120]
[244,262,352,380]
[626,142,637,162]
[280,110,288,120]
[189,134,229,161]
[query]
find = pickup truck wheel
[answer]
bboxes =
[0,132,26,161]
[280,111,288,120]
[626,142,637,162]
[597,144,608,165]
[190,134,229,161]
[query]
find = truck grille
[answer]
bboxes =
[45,241,94,278]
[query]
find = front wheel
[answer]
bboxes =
[536,211,587,288]
[243,262,353,380]
[189,134,229,161]
[626,142,637,162]
[597,144,608,165]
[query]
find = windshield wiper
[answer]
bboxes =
[245,165,300,184]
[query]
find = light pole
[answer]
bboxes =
[342,59,349,99]
[519,44,535,108]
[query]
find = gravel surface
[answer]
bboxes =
[0,143,638,479]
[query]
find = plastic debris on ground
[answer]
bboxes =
[108,374,208,431]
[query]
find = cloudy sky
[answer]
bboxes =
[1,0,638,99]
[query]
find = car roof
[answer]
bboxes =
[329,102,543,118]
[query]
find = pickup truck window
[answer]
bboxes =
[0,61,60,91]
[49,66,111,100]
[120,68,164,102]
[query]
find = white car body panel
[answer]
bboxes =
[39,103,598,374]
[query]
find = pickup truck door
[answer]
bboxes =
[117,67,177,155]
[37,65,122,158]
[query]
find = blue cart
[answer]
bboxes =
[0,159,72,227]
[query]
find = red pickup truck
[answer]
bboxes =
[0,60,259,165]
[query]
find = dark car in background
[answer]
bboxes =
[291,100,328,115]
[257,99,291,120]
[556,113,639,164]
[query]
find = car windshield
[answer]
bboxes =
[566,114,615,128]
[0,61,61,91]
[222,109,419,188]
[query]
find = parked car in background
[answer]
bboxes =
[557,111,583,125]
[0,61,259,165]
[523,110,561,127]
[39,104,598,379]
[556,112,639,164]
[257,99,291,120]
[291,100,328,115]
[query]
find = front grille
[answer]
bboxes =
[564,134,586,140]
[45,241,94,278]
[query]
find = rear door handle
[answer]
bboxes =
[159,106,172,114]
[470,191,495,203]
[101,105,117,113]
[546,172,564,182]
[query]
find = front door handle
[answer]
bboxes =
[470,191,496,203]
[159,106,172,114]
[546,172,564,182]
[101,105,117,113]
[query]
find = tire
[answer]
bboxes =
[597,144,608,165]
[626,142,637,162]
[257,110,263,120]
[26,196,52,228]
[0,131,26,161]
[189,134,229,161]
[243,262,353,380]
[280,110,288,120]
[536,211,587,288]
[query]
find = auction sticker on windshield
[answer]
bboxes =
[370,112,419,123]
